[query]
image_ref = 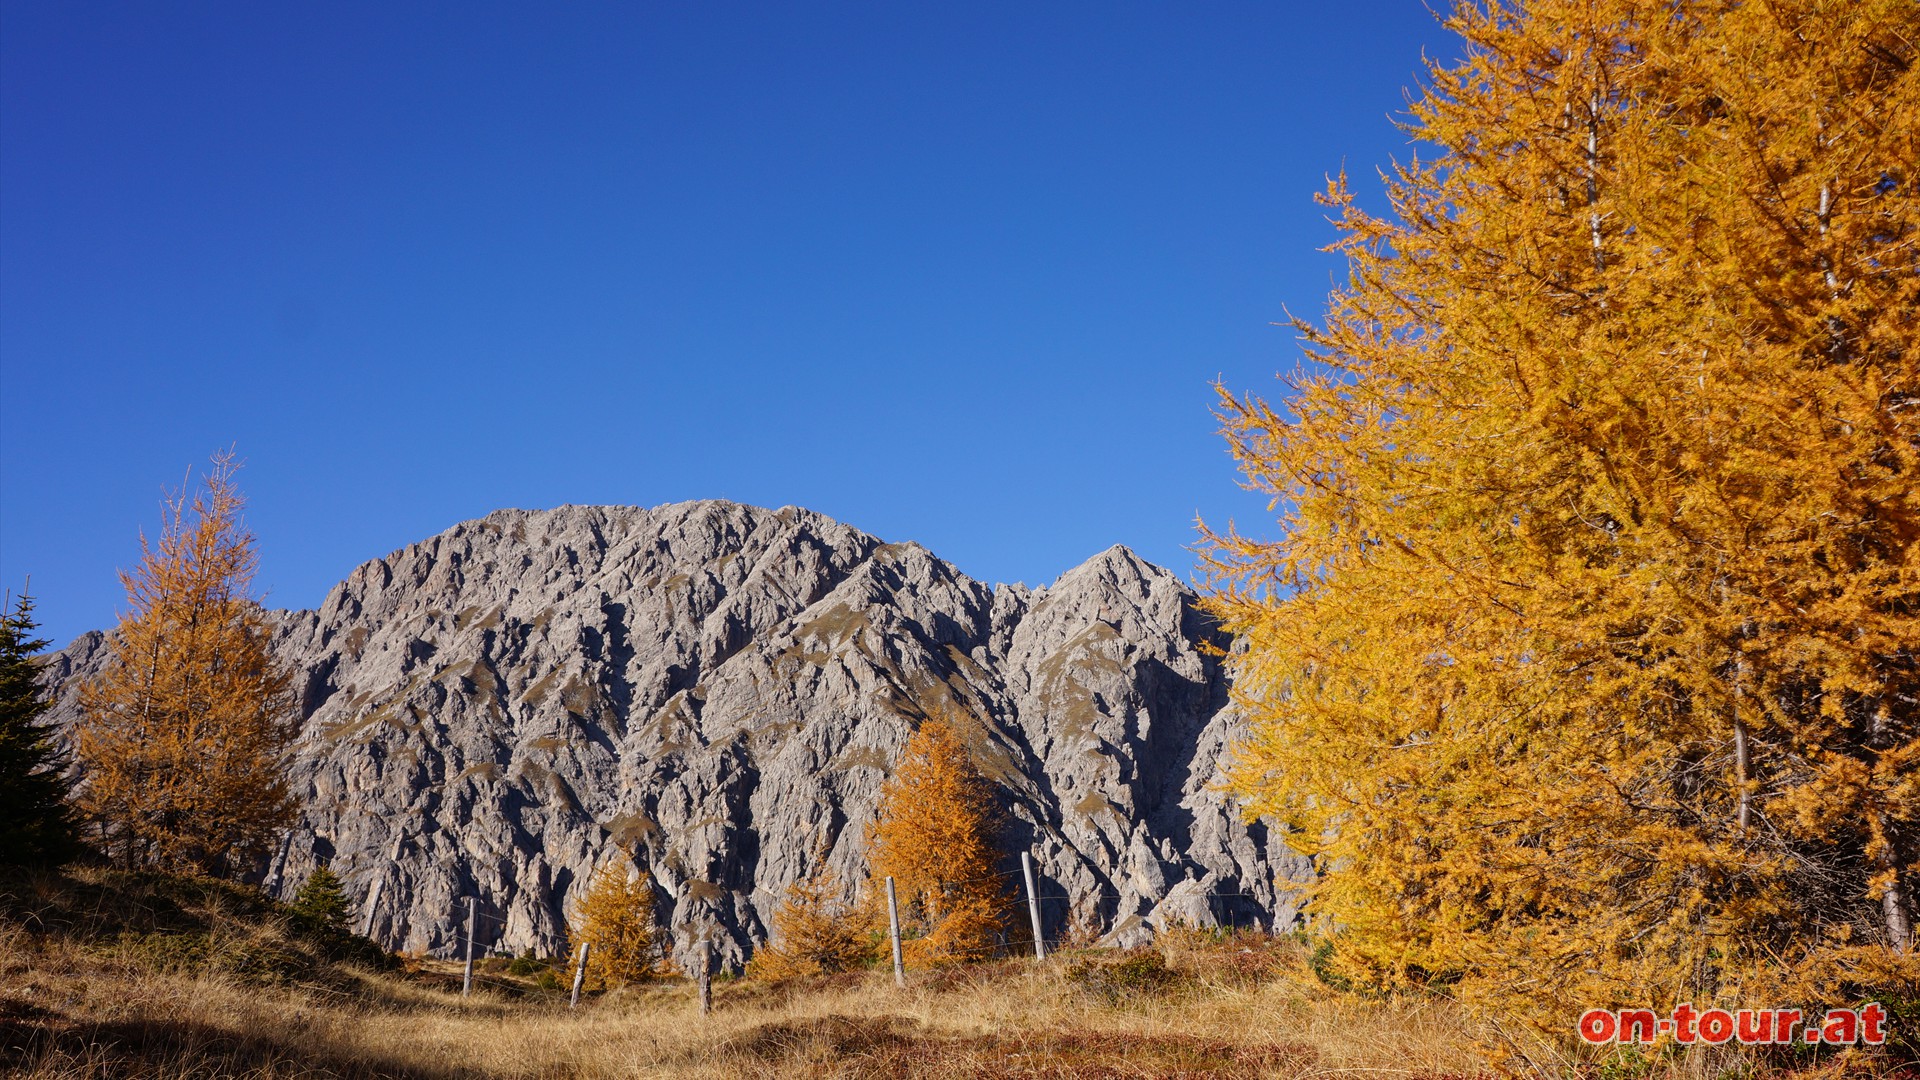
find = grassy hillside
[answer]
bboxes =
[0,867,1905,1078]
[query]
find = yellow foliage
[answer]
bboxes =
[747,840,878,979]
[567,859,659,990]
[868,715,1010,965]
[1203,0,1919,1030]
[74,451,298,878]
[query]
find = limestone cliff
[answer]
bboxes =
[41,501,1307,970]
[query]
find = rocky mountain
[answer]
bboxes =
[40,500,1308,971]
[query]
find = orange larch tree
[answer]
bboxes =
[747,835,877,979]
[75,451,299,877]
[868,713,1010,966]
[1202,0,1917,1027]
[567,856,659,990]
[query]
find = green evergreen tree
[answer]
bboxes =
[0,590,79,866]
[290,864,352,933]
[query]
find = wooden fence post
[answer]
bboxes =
[885,876,905,988]
[570,941,590,1007]
[697,937,713,1016]
[1022,852,1047,960]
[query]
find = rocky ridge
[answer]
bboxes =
[42,501,1308,970]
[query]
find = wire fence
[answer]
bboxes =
[358,855,1295,976]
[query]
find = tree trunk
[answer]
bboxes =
[1878,814,1913,953]
[1733,719,1751,832]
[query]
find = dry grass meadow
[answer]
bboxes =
[1,867,1909,1079]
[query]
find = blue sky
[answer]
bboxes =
[1,1,1454,647]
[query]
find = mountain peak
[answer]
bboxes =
[42,502,1302,969]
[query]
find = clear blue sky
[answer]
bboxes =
[1,1,1454,648]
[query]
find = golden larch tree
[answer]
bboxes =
[568,858,659,990]
[1203,0,1917,1028]
[868,714,1010,966]
[75,452,298,877]
[747,835,878,979]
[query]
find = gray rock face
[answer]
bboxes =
[41,501,1308,969]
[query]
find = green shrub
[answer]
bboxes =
[1306,939,1355,994]
[1065,950,1179,1002]
[506,946,545,976]
[211,935,314,983]
[109,930,212,972]
[289,866,351,934]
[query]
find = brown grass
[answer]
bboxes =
[2,868,1911,1079]
[2,940,1488,1079]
